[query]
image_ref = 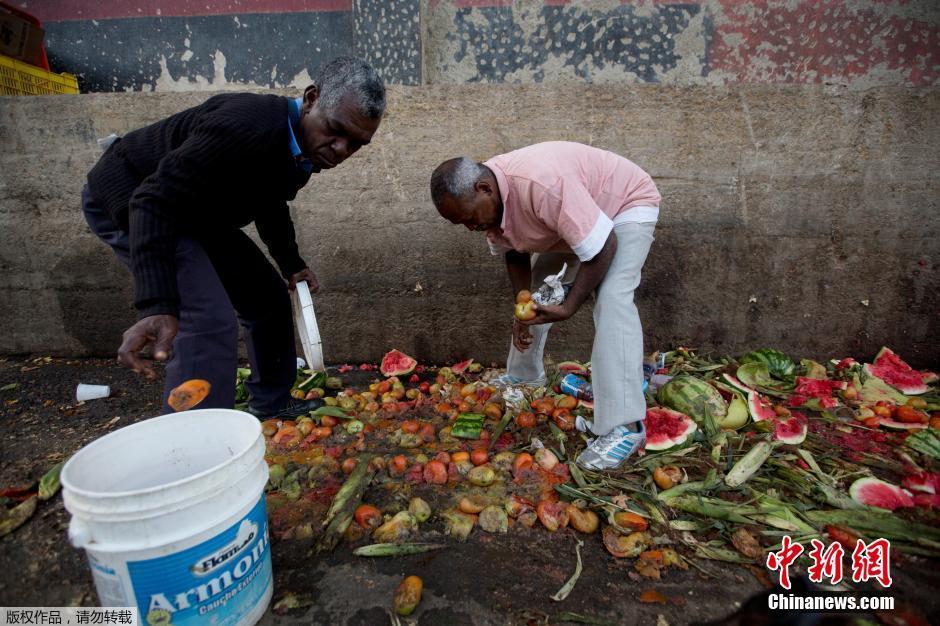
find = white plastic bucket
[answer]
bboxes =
[61,409,272,626]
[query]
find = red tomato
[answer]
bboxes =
[389,454,408,477]
[423,460,448,484]
[354,504,382,529]
[515,412,536,428]
[536,500,570,532]
[470,448,489,466]
[342,458,358,474]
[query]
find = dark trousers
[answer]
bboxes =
[82,186,296,414]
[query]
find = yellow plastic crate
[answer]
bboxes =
[0,54,78,96]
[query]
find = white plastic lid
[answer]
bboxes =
[291,280,325,371]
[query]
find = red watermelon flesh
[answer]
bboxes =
[451,359,473,374]
[866,347,931,395]
[794,377,847,397]
[773,411,808,445]
[645,407,697,451]
[902,471,940,495]
[849,477,914,511]
[379,349,417,377]
[747,391,776,422]
[913,493,940,509]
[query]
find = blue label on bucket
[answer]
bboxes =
[127,495,271,626]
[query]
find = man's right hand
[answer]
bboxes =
[512,318,533,352]
[117,314,179,379]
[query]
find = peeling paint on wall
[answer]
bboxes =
[27,0,940,91]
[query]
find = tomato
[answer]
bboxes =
[313,426,333,440]
[514,301,537,321]
[434,451,451,465]
[841,386,859,401]
[321,415,339,428]
[552,408,575,431]
[483,402,503,420]
[567,505,599,533]
[470,448,489,466]
[896,405,929,424]
[296,419,314,436]
[513,452,534,474]
[401,419,420,434]
[418,382,430,394]
[931,415,940,430]
[536,500,570,532]
[342,457,358,474]
[378,380,392,394]
[873,404,893,419]
[516,290,532,304]
[272,424,300,446]
[354,504,382,530]
[555,394,578,410]
[515,412,536,428]
[531,397,555,414]
[419,422,436,443]
[460,384,477,397]
[457,401,473,413]
[260,419,280,437]
[862,416,882,428]
[389,454,408,477]
[613,511,649,532]
[451,451,470,464]
[423,460,448,484]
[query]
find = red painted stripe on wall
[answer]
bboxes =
[20,0,351,23]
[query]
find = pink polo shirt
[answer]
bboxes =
[484,142,660,261]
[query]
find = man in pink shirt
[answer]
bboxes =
[430,141,659,470]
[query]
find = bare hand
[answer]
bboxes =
[289,267,319,293]
[512,319,533,352]
[117,314,179,379]
[519,301,574,326]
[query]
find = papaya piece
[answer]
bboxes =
[168,379,211,412]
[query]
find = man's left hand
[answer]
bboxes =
[519,301,574,326]
[288,267,319,293]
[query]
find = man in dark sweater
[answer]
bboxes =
[83,56,385,418]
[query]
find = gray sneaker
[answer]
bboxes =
[576,421,646,471]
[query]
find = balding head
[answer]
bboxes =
[429,157,503,232]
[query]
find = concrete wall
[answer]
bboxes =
[22,1,940,91]
[1,86,937,366]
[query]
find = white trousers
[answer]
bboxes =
[505,221,656,435]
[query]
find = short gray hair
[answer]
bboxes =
[315,56,386,118]
[430,157,487,207]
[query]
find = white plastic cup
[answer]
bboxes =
[76,384,110,402]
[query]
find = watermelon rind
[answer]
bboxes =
[451,359,474,374]
[848,477,914,511]
[380,349,417,377]
[645,407,697,451]
[718,393,750,430]
[722,373,754,396]
[657,375,727,425]
[557,361,590,377]
[773,413,808,445]
[855,374,908,405]
[740,349,796,380]
[878,418,928,431]
[867,347,930,395]
[747,391,776,423]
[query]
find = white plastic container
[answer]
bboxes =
[76,383,110,402]
[291,280,325,371]
[61,409,272,625]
